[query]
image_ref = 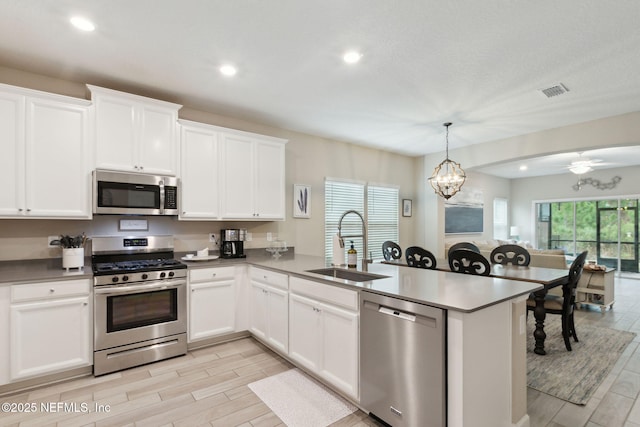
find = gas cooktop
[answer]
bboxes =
[93,258,186,275]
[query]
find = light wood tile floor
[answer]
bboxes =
[4,276,640,427]
[528,276,640,427]
[1,337,383,427]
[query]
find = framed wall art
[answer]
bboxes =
[402,199,412,217]
[445,187,484,234]
[293,184,311,218]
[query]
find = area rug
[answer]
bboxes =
[527,316,636,405]
[248,368,357,427]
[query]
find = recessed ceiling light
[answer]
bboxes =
[519,165,528,171]
[343,51,362,64]
[219,64,237,77]
[70,16,95,32]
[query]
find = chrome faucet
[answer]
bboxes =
[337,209,372,271]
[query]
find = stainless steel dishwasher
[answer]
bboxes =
[360,291,446,427]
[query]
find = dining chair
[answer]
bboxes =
[448,242,480,258]
[490,244,531,266]
[527,250,588,351]
[405,246,437,269]
[448,249,491,276]
[382,241,402,261]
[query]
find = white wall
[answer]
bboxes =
[0,65,419,261]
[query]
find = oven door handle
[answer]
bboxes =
[94,279,186,295]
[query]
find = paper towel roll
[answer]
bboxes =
[332,234,345,266]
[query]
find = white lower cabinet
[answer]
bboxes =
[9,279,92,381]
[288,277,359,399]
[249,267,289,354]
[189,266,236,342]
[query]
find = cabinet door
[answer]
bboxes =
[139,105,178,175]
[180,124,219,219]
[0,91,24,216]
[249,281,268,340]
[321,302,359,398]
[266,286,289,353]
[25,97,91,218]
[94,95,137,172]
[10,296,92,380]
[289,293,321,371]
[219,133,255,218]
[255,140,285,219]
[189,279,235,341]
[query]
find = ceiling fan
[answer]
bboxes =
[566,152,606,175]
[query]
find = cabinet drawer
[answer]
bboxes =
[11,279,91,303]
[190,266,235,282]
[250,267,288,290]
[290,277,358,311]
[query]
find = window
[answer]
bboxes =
[368,185,400,260]
[325,179,399,263]
[535,198,640,273]
[493,198,508,240]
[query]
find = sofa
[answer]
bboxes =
[444,239,568,270]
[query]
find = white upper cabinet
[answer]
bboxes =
[178,120,220,220]
[88,85,181,176]
[219,131,286,220]
[0,84,92,219]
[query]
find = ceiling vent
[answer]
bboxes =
[539,83,570,98]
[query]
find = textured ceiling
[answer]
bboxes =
[1,0,639,165]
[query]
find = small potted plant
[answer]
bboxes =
[53,233,88,271]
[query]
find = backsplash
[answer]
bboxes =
[0,217,288,261]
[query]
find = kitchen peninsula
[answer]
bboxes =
[196,254,542,427]
[0,254,541,427]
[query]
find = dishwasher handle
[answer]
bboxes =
[378,306,416,322]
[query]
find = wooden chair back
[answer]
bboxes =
[405,246,437,269]
[448,249,491,276]
[490,244,531,266]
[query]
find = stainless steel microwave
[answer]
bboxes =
[93,170,179,215]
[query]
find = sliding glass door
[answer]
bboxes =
[536,198,640,273]
[596,200,639,272]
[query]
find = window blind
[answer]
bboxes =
[368,185,399,260]
[324,180,365,262]
[493,198,508,240]
[324,179,399,263]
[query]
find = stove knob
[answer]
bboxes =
[112,277,119,283]
[122,275,129,282]
[168,271,175,277]
[160,272,166,278]
[142,273,148,280]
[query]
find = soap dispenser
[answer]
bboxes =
[347,240,357,268]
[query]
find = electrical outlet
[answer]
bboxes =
[266,232,272,241]
[47,235,60,248]
[209,233,218,244]
[245,232,252,242]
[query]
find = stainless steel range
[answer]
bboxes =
[92,235,187,376]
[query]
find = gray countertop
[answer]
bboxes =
[250,254,542,313]
[0,258,93,284]
[0,252,542,313]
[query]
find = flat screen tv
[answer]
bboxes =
[445,204,484,234]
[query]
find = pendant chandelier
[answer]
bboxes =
[429,122,466,199]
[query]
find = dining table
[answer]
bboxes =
[383,258,570,355]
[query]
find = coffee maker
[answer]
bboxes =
[221,229,246,258]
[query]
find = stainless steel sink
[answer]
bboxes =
[305,268,389,282]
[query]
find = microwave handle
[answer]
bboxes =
[159,179,165,215]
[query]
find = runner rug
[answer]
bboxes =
[527,316,636,405]
[248,368,357,426]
